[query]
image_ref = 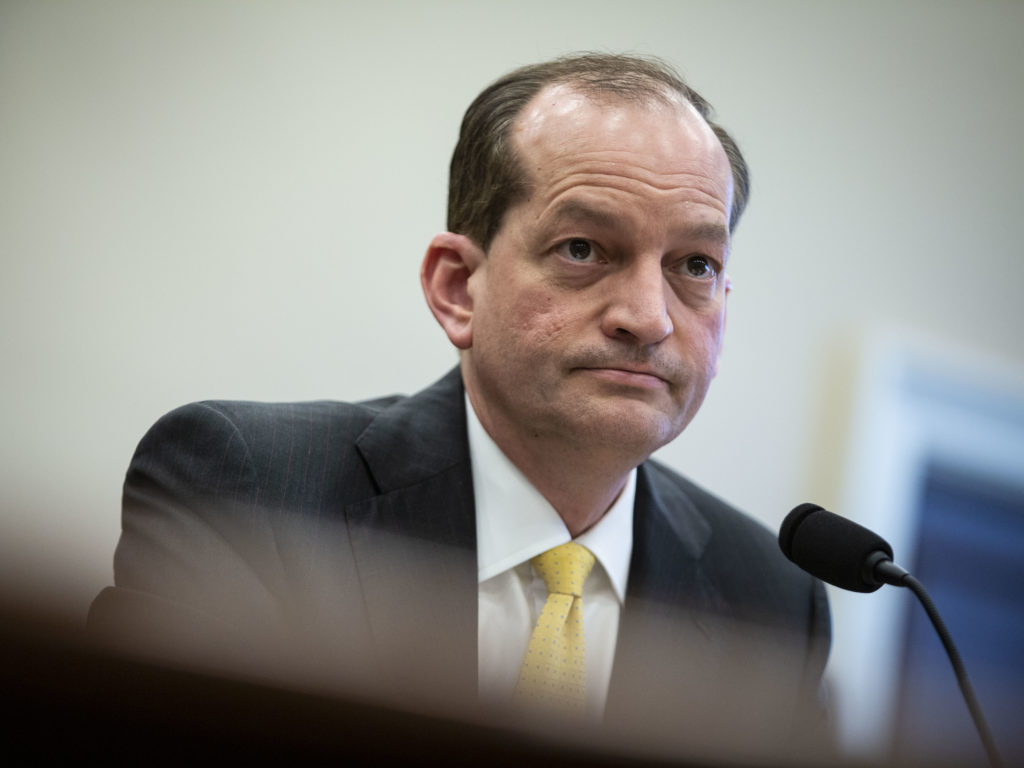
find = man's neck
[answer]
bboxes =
[526,459,631,537]
[466,400,642,538]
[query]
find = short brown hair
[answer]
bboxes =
[447,52,751,250]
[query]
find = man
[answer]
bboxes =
[91,53,829,759]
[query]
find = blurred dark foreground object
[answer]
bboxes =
[5,600,629,766]
[3,600,860,768]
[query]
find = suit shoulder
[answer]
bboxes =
[141,394,404,447]
[127,393,409,505]
[176,394,405,427]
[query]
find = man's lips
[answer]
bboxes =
[575,366,670,389]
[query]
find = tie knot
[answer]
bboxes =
[530,542,595,598]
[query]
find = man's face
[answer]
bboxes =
[462,84,734,463]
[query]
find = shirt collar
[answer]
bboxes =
[467,395,633,603]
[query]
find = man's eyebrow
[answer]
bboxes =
[547,200,730,245]
[681,221,730,245]
[546,200,619,229]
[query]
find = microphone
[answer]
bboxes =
[778,502,908,592]
[779,502,1004,768]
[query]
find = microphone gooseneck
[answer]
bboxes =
[779,503,1004,768]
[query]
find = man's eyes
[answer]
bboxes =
[555,239,720,281]
[563,238,596,262]
[683,254,717,279]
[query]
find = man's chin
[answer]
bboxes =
[566,401,685,456]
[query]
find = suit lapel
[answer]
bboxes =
[604,466,825,751]
[344,368,478,708]
[605,463,731,726]
[623,462,714,608]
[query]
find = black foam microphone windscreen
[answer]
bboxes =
[779,502,895,593]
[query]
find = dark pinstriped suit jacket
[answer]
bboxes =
[90,367,830,749]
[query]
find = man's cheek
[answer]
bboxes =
[510,300,573,348]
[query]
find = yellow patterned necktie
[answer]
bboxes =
[514,541,596,715]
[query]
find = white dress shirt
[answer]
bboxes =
[466,397,634,720]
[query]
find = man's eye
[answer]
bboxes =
[565,239,594,261]
[684,255,715,278]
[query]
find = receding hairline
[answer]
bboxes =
[507,52,703,106]
[513,78,699,135]
[504,83,735,233]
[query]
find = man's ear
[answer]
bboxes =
[420,232,485,350]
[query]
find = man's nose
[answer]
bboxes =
[599,261,673,345]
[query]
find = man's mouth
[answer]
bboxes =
[576,365,670,389]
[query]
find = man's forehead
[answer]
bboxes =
[508,82,733,210]
[513,82,701,144]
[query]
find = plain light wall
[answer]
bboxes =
[2,0,1023,746]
